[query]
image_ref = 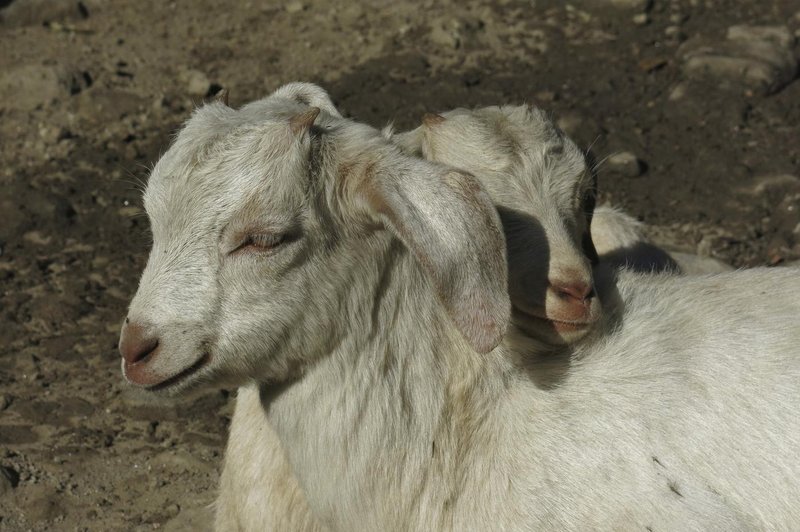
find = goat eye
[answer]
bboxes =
[230,233,285,255]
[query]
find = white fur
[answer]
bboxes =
[123,85,800,531]
[591,206,734,275]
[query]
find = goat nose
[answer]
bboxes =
[119,322,160,364]
[552,281,594,303]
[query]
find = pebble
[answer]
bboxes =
[664,26,684,40]
[679,25,797,94]
[182,69,211,97]
[607,151,645,177]
[161,504,215,532]
[429,21,461,49]
[0,0,88,27]
[632,13,649,26]
[23,230,53,246]
[669,13,687,24]
[0,65,69,112]
[285,1,305,13]
[668,82,691,100]
[727,25,793,48]
[737,174,800,195]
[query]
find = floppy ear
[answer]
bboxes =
[359,158,510,353]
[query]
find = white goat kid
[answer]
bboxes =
[394,107,604,348]
[395,106,732,345]
[122,84,800,531]
[217,100,725,530]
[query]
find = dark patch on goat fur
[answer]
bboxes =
[668,481,683,498]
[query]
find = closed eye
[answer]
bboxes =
[230,233,285,255]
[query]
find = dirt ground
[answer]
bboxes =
[0,0,798,530]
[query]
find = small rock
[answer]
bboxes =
[161,504,215,532]
[0,0,88,27]
[182,69,211,97]
[737,174,800,195]
[0,465,20,495]
[165,503,181,519]
[607,151,645,177]
[727,25,793,48]
[0,65,72,111]
[284,1,305,13]
[23,231,52,246]
[638,57,667,72]
[669,13,687,24]
[429,22,460,49]
[668,82,689,100]
[0,394,10,410]
[664,25,685,40]
[632,13,649,26]
[679,25,797,94]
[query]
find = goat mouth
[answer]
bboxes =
[512,306,596,332]
[124,352,211,391]
[533,316,591,333]
[147,353,211,392]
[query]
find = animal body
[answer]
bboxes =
[120,84,799,531]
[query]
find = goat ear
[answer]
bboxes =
[422,113,446,127]
[289,107,320,135]
[361,159,510,353]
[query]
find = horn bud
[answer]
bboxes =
[215,88,230,106]
[422,113,446,127]
[290,107,321,134]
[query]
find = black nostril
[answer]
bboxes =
[119,323,160,364]
[131,339,159,364]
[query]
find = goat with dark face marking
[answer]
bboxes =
[122,84,800,531]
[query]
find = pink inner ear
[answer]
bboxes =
[452,295,508,354]
[289,107,320,135]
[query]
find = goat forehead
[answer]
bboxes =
[145,132,304,234]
